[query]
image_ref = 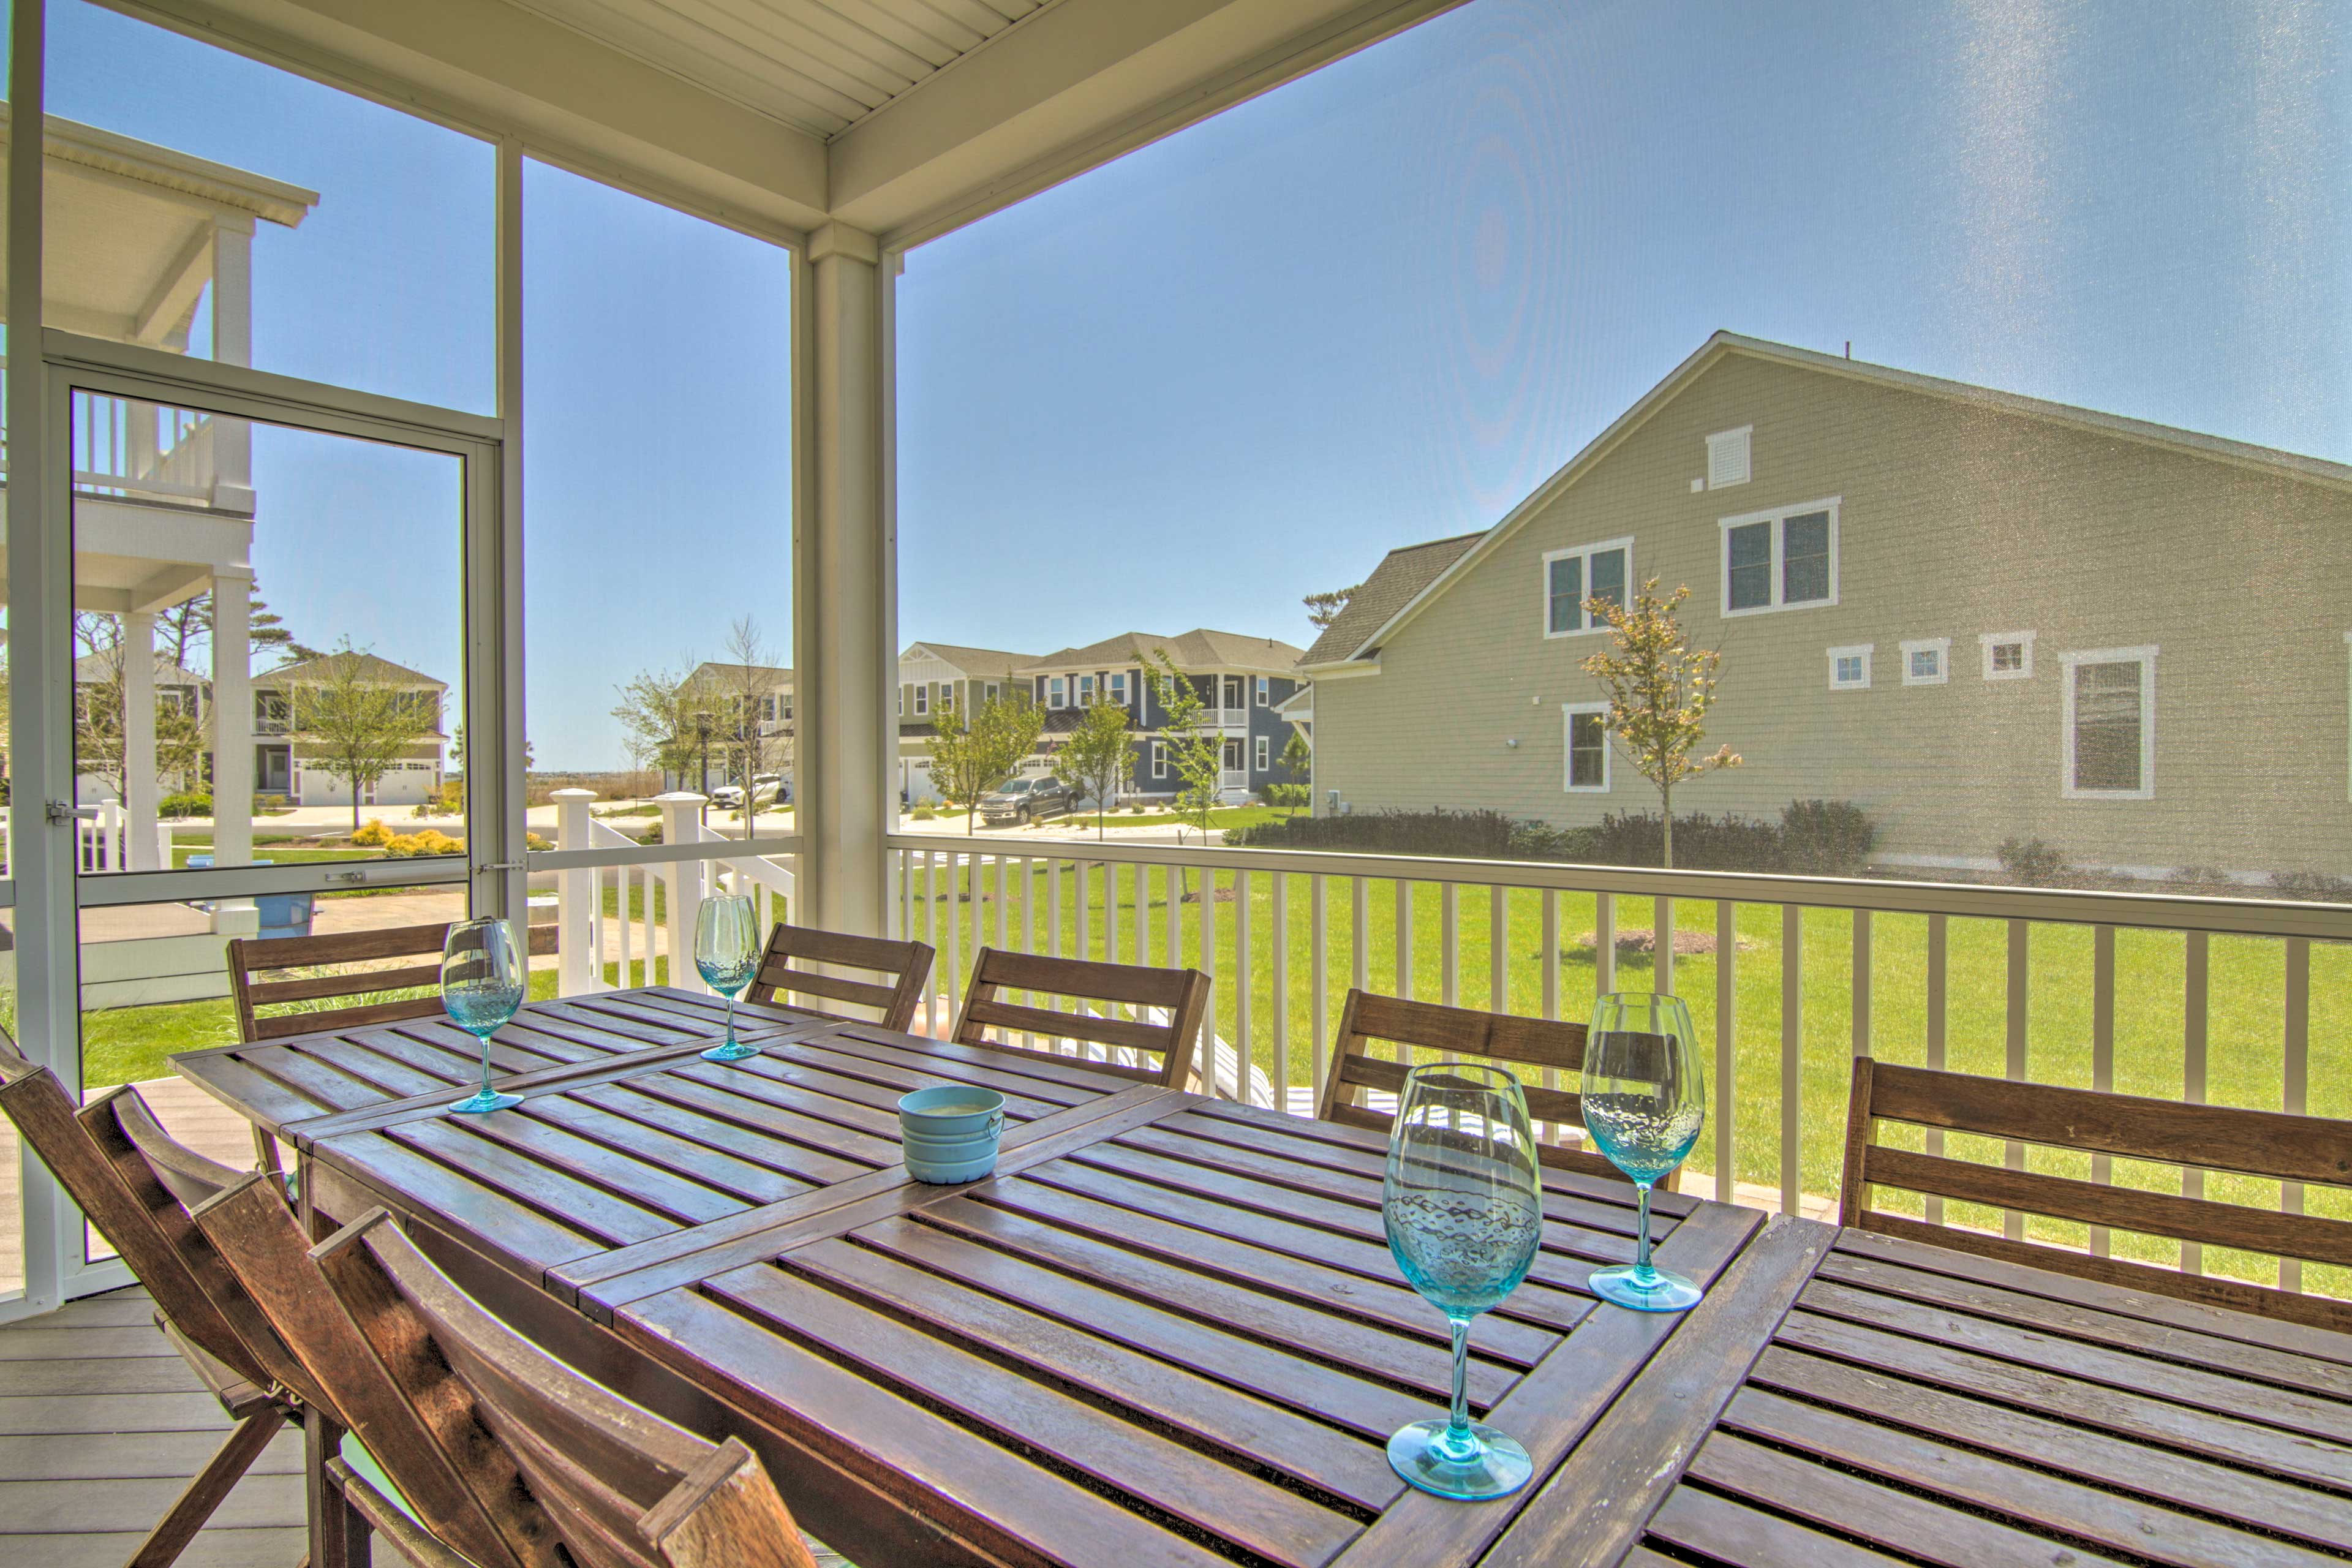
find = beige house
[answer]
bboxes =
[1300,333,2352,881]
[252,651,448,807]
[898,643,1037,803]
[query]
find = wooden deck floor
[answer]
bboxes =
[0,1286,305,1567]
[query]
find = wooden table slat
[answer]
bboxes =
[1644,1485,1911,1568]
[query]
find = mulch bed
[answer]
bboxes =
[1567,926,1761,957]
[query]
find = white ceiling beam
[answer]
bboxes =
[129,563,215,614]
[828,0,1467,246]
[107,0,830,239]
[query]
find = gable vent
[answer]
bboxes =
[1706,426,1752,489]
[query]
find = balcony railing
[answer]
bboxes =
[887,831,2350,1296]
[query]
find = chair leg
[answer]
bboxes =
[304,1408,372,1568]
[121,1408,287,1568]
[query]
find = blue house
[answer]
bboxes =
[1020,630,1307,804]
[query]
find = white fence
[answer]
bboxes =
[74,799,173,873]
[548,790,795,997]
[887,831,2350,1289]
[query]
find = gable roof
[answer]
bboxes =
[902,642,1037,678]
[1019,628,1305,675]
[1297,530,1482,666]
[255,651,444,689]
[1306,331,2352,668]
[684,660,791,690]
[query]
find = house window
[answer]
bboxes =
[1109,672,1127,706]
[1253,735,1270,771]
[1224,676,1244,710]
[1562,703,1610,791]
[1077,674,1096,706]
[1828,644,1872,690]
[1151,741,1167,780]
[1899,638,1950,686]
[913,685,929,716]
[2062,647,2156,799]
[1255,676,1270,706]
[1706,426,1752,489]
[1542,538,1632,636]
[1721,499,1839,616]
[1049,677,1066,709]
[1980,631,2035,681]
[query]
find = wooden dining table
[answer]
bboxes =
[173,988,2352,1568]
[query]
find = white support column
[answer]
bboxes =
[209,219,255,510]
[209,567,254,892]
[552,789,598,996]
[121,611,160,871]
[658,792,709,992]
[799,222,892,938]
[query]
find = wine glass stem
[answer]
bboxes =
[1632,1180,1656,1281]
[477,1030,496,1100]
[1445,1315,1474,1452]
[725,989,738,1049]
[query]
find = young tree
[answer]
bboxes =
[1060,696,1136,840]
[70,624,206,805]
[613,662,724,812]
[1142,651,1226,870]
[1278,728,1313,816]
[1581,579,1741,869]
[712,616,787,820]
[298,641,439,834]
[927,690,1044,835]
[1303,586,1359,631]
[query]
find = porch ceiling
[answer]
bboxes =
[134,0,1463,243]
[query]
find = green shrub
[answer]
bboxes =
[1262,782,1310,809]
[1997,837,2070,886]
[911,805,937,821]
[350,820,397,847]
[159,791,213,818]
[2270,870,2352,902]
[1581,811,1783,872]
[524,831,552,853]
[1778,799,1877,876]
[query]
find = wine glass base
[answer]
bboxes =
[700,1040,761,1063]
[1589,1261,1703,1312]
[1386,1419,1532,1501]
[447,1089,522,1115]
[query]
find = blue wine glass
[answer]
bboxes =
[1382,1061,1544,1500]
[443,918,525,1115]
[1580,991,1708,1311]
[695,894,761,1063]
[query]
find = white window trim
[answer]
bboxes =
[1899,637,1951,687]
[1151,740,1167,780]
[1254,735,1270,770]
[1706,424,1753,489]
[1827,644,1872,691]
[1254,676,1270,706]
[1540,536,1635,639]
[1979,631,2036,681]
[1719,497,1841,618]
[1048,676,1066,709]
[1562,701,1611,793]
[913,685,929,716]
[2059,646,2158,802]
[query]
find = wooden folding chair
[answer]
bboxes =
[743,921,933,1032]
[1316,989,1669,1188]
[194,1175,818,1568]
[0,1033,309,1568]
[1841,1057,2352,1332]
[227,919,557,1167]
[949,948,1210,1089]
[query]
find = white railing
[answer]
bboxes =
[888,831,2350,1292]
[549,790,795,996]
[63,386,218,504]
[74,798,173,873]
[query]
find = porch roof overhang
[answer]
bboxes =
[134,0,1466,246]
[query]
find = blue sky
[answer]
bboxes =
[30,0,2348,766]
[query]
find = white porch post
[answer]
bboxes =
[799,222,891,938]
[658,791,709,992]
[552,788,597,995]
[209,218,256,509]
[209,566,254,890]
[121,611,160,870]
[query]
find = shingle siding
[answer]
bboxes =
[1314,352,2352,877]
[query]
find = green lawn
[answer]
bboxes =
[903,858,2351,1294]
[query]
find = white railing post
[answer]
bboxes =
[658,793,709,992]
[100,798,123,871]
[552,788,598,995]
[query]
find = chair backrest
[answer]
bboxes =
[951,947,1210,1089]
[341,1204,817,1568]
[0,1031,274,1392]
[1317,989,1648,1185]
[744,921,933,1033]
[229,921,557,1041]
[1840,1057,2352,1332]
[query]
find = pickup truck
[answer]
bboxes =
[979,775,1074,826]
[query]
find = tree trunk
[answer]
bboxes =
[1660,780,1674,869]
